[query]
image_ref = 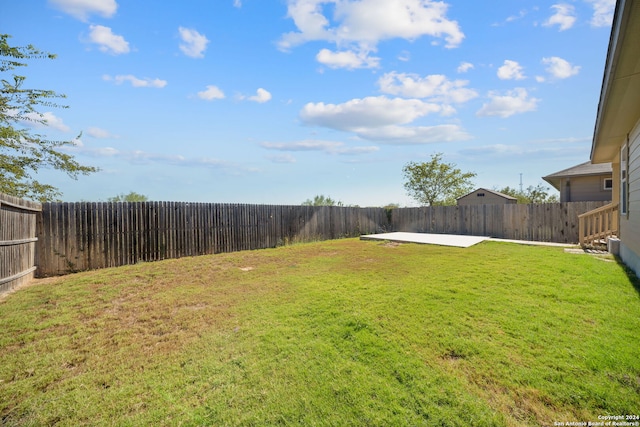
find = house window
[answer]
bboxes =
[621,144,629,215]
[477,193,485,197]
[604,178,613,190]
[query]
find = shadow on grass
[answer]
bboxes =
[615,256,640,298]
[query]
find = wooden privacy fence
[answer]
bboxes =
[391,201,609,243]
[0,193,42,293]
[3,198,610,281]
[36,202,390,277]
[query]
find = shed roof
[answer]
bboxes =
[542,161,612,190]
[457,188,517,201]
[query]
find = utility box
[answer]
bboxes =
[608,237,620,255]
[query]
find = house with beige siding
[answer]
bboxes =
[542,162,613,202]
[581,0,640,277]
[457,188,517,206]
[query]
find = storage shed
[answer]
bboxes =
[457,188,517,206]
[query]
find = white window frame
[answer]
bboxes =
[603,178,613,190]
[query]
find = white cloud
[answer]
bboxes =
[103,74,167,88]
[497,60,525,80]
[585,0,615,27]
[534,136,591,144]
[492,8,536,26]
[49,0,117,21]
[460,138,589,158]
[248,88,272,103]
[261,140,379,155]
[197,85,225,100]
[127,150,187,165]
[543,4,576,31]
[233,0,242,7]
[461,144,523,156]
[337,146,381,155]
[398,50,411,62]
[64,144,253,172]
[298,96,471,144]
[476,88,539,118]
[86,127,118,139]
[266,153,297,163]
[20,111,70,132]
[377,72,478,104]
[178,27,209,58]
[278,0,465,65]
[263,140,342,151]
[92,146,119,157]
[337,0,464,48]
[354,124,471,145]
[542,56,581,79]
[316,48,380,70]
[87,25,129,55]
[457,62,474,73]
[506,9,527,23]
[300,96,445,131]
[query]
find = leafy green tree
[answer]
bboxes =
[526,183,559,204]
[107,191,149,202]
[302,195,343,206]
[498,184,559,204]
[1,34,97,201]
[403,153,476,206]
[497,186,529,204]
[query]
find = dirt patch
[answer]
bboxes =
[380,241,402,248]
[564,248,615,261]
[442,349,467,361]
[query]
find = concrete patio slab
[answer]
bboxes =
[360,232,489,248]
[361,232,581,248]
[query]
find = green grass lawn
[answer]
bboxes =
[1,239,639,426]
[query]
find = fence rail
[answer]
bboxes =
[0,194,42,293]
[35,202,390,277]
[391,201,609,243]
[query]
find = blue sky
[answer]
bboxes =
[3,0,615,206]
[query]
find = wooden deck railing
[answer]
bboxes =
[578,203,618,247]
